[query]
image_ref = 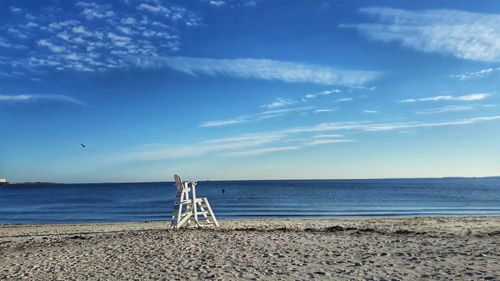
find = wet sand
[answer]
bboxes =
[1,216,499,280]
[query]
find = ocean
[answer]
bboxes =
[1,178,499,224]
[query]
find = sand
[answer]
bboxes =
[1,216,499,280]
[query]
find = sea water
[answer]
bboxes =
[1,178,499,224]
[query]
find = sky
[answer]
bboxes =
[1,0,500,183]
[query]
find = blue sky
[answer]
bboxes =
[1,0,499,182]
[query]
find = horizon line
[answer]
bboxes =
[5,175,500,185]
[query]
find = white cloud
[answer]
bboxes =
[199,118,247,127]
[346,7,500,62]
[201,84,371,129]
[170,116,500,159]
[47,20,80,31]
[311,134,344,139]
[225,145,300,156]
[363,110,379,114]
[79,3,116,20]
[75,2,99,8]
[209,1,226,6]
[0,94,86,106]
[121,17,138,25]
[137,3,165,13]
[306,138,355,146]
[26,22,39,28]
[0,70,17,78]
[416,105,474,114]
[401,93,491,103]
[259,89,343,115]
[363,116,500,131]
[0,37,25,49]
[314,109,333,113]
[134,56,380,86]
[130,131,353,159]
[137,3,201,25]
[10,6,22,13]
[457,93,492,101]
[416,104,495,114]
[302,89,340,101]
[452,67,500,80]
[335,97,353,102]
[201,132,286,146]
[225,136,354,156]
[201,0,260,8]
[199,107,311,127]
[258,107,311,117]
[107,32,131,47]
[279,116,500,134]
[7,27,29,39]
[116,26,133,35]
[129,131,287,160]
[261,98,297,109]
[0,1,199,74]
[346,85,377,92]
[37,39,66,53]
[124,115,500,160]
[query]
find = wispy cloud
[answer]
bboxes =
[10,6,22,13]
[225,137,355,156]
[214,87,354,127]
[77,2,116,20]
[261,88,342,111]
[134,56,380,86]
[199,119,247,127]
[131,132,353,159]
[416,105,474,114]
[201,0,261,8]
[363,110,379,114]
[129,131,288,160]
[302,89,340,101]
[136,2,201,25]
[313,109,334,113]
[199,107,311,127]
[225,145,301,156]
[354,116,500,131]
[452,67,500,80]
[0,37,26,49]
[335,97,353,103]
[401,93,491,103]
[261,98,297,109]
[125,115,500,160]
[277,116,500,134]
[415,104,495,114]
[345,7,500,62]
[207,1,226,7]
[311,134,345,139]
[0,94,86,105]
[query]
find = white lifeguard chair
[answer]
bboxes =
[170,175,219,229]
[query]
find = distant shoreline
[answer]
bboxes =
[2,214,500,226]
[2,182,59,186]
[4,176,500,185]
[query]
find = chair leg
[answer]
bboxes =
[203,198,219,227]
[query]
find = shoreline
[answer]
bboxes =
[1,216,499,280]
[1,215,499,238]
[3,213,500,227]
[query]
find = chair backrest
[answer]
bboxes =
[174,174,184,191]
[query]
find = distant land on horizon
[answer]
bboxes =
[3,176,500,186]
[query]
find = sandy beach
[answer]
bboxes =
[1,216,499,280]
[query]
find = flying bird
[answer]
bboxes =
[80,143,86,148]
